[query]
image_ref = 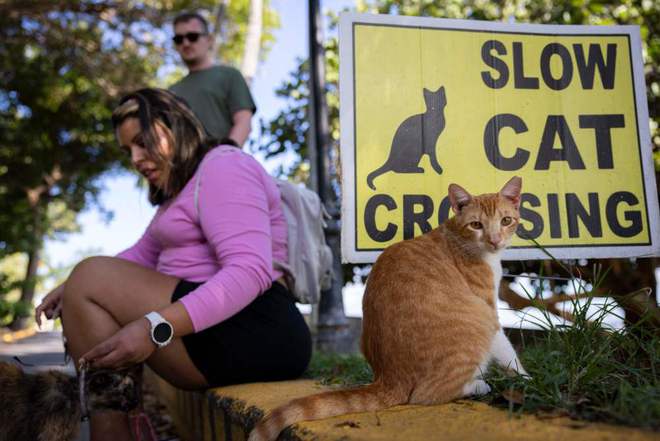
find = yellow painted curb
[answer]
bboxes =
[0,327,37,344]
[147,375,659,441]
[219,381,659,441]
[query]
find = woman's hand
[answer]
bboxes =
[35,283,65,328]
[81,318,156,369]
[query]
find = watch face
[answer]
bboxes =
[153,322,172,343]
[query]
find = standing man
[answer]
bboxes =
[170,12,256,147]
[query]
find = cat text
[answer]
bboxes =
[484,113,625,171]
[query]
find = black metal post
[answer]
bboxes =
[308,0,351,352]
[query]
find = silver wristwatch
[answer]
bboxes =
[144,311,174,348]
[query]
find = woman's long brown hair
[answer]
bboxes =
[111,88,213,205]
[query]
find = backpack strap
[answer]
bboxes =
[194,145,236,217]
[272,180,298,291]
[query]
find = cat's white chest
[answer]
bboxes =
[483,252,502,305]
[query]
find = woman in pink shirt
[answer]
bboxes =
[35,88,312,440]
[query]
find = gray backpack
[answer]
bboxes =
[273,179,334,304]
[194,147,333,304]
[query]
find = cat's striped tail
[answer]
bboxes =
[247,381,406,441]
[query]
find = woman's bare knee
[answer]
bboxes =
[68,256,113,286]
[63,256,113,305]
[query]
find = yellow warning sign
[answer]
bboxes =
[339,13,660,263]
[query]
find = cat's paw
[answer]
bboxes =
[462,379,491,397]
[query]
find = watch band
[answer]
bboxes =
[144,311,174,348]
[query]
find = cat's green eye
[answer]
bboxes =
[501,216,513,226]
[469,221,483,229]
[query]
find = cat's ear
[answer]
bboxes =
[439,86,446,101]
[423,88,431,102]
[448,183,472,214]
[499,176,522,208]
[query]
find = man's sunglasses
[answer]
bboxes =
[173,32,206,45]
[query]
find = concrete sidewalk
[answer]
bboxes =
[0,330,75,375]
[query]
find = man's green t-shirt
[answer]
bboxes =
[170,65,256,141]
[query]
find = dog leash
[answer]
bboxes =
[79,359,90,422]
[75,359,91,441]
[130,412,159,441]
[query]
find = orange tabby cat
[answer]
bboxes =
[248,176,528,441]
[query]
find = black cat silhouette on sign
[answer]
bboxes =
[367,86,447,190]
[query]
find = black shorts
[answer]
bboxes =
[172,280,312,387]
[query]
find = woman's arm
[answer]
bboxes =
[228,109,252,147]
[178,150,274,332]
[81,300,194,368]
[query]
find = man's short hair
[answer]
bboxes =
[173,12,210,34]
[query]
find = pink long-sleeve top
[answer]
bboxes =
[116,146,288,332]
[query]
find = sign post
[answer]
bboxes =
[309,0,351,352]
[339,13,660,263]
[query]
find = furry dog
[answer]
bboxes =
[0,361,81,441]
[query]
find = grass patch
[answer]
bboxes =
[485,298,660,430]
[486,258,660,430]
[303,352,373,387]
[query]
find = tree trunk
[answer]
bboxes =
[213,0,230,60]
[9,197,44,331]
[9,244,41,330]
[240,0,263,85]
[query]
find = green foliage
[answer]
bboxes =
[257,58,312,176]
[304,352,374,386]
[0,1,166,259]
[486,254,659,429]
[0,253,28,326]
[0,299,32,327]
[486,302,660,429]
